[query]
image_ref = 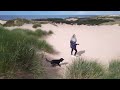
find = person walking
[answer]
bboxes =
[70,34,79,56]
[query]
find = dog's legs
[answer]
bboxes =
[58,64,61,67]
[52,64,56,67]
[51,64,54,67]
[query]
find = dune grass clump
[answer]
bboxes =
[0,27,54,78]
[75,19,113,25]
[10,29,54,53]
[0,23,2,26]
[106,60,120,79]
[65,58,120,79]
[11,28,53,38]
[3,18,31,27]
[48,30,53,34]
[65,58,105,79]
[33,23,41,28]
[35,29,47,36]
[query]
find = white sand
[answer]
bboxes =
[0,20,7,24]
[66,18,78,21]
[5,24,36,31]
[40,23,120,77]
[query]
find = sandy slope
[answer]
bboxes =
[0,20,6,24]
[40,24,120,77]
[5,24,36,31]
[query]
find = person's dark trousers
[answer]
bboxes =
[71,48,77,56]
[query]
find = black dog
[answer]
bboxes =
[46,58,64,67]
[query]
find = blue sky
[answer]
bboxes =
[0,11,120,15]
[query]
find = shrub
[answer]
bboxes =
[48,30,53,34]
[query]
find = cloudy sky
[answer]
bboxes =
[0,11,120,15]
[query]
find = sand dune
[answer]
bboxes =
[5,24,36,31]
[40,24,120,77]
[4,23,120,78]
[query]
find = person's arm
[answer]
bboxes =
[76,44,79,45]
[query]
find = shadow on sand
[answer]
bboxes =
[60,62,68,66]
[48,62,68,67]
[77,50,85,56]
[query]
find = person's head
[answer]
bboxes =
[72,34,76,38]
[71,34,77,42]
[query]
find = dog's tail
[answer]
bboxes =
[46,58,51,63]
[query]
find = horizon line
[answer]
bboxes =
[1,14,120,16]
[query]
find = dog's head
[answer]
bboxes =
[60,58,64,62]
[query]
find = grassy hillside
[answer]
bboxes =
[0,26,54,79]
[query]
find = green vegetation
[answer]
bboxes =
[75,19,113,25]
[0,26,54,79]
[66,58,120,79]
[94,15,120,20]
[3,18,31,27]
[65,58,105,79]
[106,60,120,79]
[48,30,53,34]
[0,23,2,26]
[92,15,120,25]
[33,23,41,28]
[100,21,120,25]
[11,28,53,38]
[32,21,49,25]
[3,18,48,27]
[32,18,64,22]
[33,18,114,25]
